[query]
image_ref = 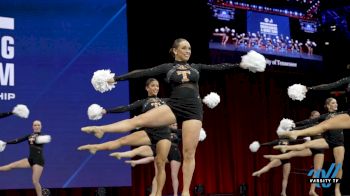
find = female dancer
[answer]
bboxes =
[112,125,182,196]
[282,75,350,140]
[0,120,48,196]
[253,110,322,196]
[252,138,292,196]
[81,38,265,196]
[79,78,172,195]
[271,98,344,196]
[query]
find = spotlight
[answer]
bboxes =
[240,184,248,196]
[194,184,205,196]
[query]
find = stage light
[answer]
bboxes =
[194,184,205,196]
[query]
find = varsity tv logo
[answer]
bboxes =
[307,163,341,188]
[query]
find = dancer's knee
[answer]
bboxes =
[155,156,166,168]
[183,147,196,160]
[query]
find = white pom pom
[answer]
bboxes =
[35,135,51,144]
[303,137,311,141]
[87,104,104,120]
[202,92,220,109]
[276,118,295,135]
[199,128,207,141]
[12,104,30,118]
[0,140,6,152]
[240,50,266,73]
[249,141,260,152]
[91,69,116,93]
[287,84,308,101]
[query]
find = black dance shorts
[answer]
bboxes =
[311,148,324,155]
[323,130,344,149]
[28,157,45,167]
[166,87,203,125]
[145,126,171,144]
[168,144,181,162]
[281,159,290,165]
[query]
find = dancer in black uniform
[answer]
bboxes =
[281,76,350,138]
[81,38,265,196]
[271,98,344,196]
[0,120,47,196]
[79,78,172,195]
[112,124,182,196]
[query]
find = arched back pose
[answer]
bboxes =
[0,120,50,196]
[82,38,265,196]
[79,78,172,195]
[273,98,344,196]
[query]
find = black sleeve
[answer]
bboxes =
[308,76,350,91]
[6,134,31,144]
[295,118,319,127]
[106,99,144,113]
[0,112,13,119]
[261,139,280,146]
[192,63,240,71]
[113,63,173,81]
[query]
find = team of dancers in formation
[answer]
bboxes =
[0,38,348,196]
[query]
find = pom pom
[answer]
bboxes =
[35,135,51,144]
[199,128,207,141]
[303,137,311,141]
[240,50,266,73]
[91,69,116,93]
[87,104,104,120]
[276,118,295,135]
[202,92,220,109]
[249,141,260,152]
[287,84,308,101]
[12,104,29,118]
[0,140,6,152]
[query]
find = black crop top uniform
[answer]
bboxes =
[114,61,239,125]
[106,96,171,144]
[6,132,45,167]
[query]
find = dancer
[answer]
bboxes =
[272,98,344,196]
[252,138,292,196]
[79,78,172,195]
[82,38,265,196]
[0,120,50,196]
[253,110,322,196]
[113,124,182,196]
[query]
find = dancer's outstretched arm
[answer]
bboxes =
[308,76,350,91]
[113,63,173,81]
[0,112,12,119]
[105,99,143,114]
